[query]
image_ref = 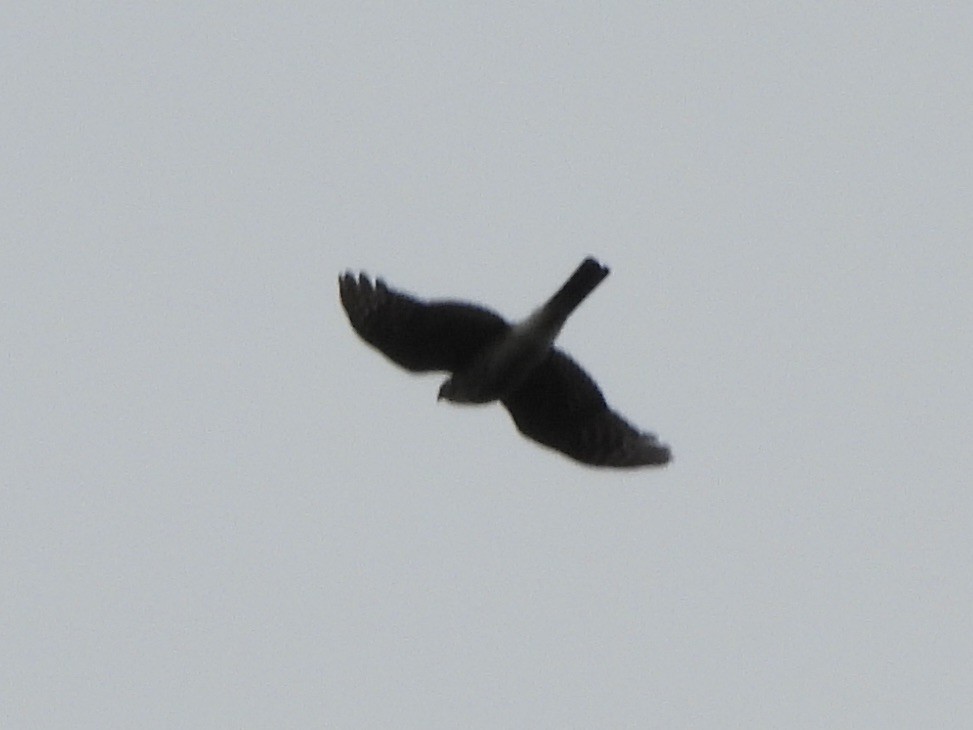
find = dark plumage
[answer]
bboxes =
[339,258,671,468]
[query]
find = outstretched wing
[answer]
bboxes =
[339,272,510,373]
[502,350,671,467]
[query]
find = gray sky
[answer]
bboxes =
[3,4,971,728]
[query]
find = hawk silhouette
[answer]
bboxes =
[339,257,671,468]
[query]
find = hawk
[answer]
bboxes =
[339,257,671,468]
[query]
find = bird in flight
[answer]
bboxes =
[339,257,671,468]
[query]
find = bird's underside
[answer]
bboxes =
[338,258,671,468]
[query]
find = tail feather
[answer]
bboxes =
[545,257,610,320]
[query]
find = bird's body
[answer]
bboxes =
[339,257,671,468]
[438,258,609,404]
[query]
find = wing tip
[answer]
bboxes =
[584,419,672,468]
[625,431,672,467]
[339,271,383,325]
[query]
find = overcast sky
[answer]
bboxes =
[3,4,971,728]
